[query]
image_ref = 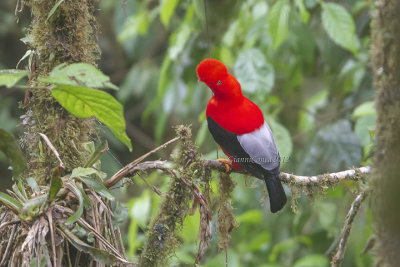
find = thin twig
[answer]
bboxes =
[39,133,65,169]
[104,136,180,188]
[331,190,369,267]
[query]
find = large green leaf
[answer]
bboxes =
[0,69,28,88]
[321,3,358,54]
[354,114,376,147]
[299,120,362,175]
[40,63,118,90]
[268,0,291,50]
[52,85,132,151]
[0,129,26,177]
[234,49,274,93]
[160,0,180,27]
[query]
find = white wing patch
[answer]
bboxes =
[236,121,280,171]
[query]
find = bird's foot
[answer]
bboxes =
[217,158,231,173]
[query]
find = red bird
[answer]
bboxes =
[196,59,287,213]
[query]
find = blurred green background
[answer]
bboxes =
[0,0,375,266]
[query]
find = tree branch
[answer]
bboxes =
[104,136,180,188]
[203,160,370,185]
[331,190,369,267]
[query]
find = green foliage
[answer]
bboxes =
[269,0,291,50]
[109,0,374,265]
[0,129,26,177]
[48,170,62,200]
[64,181,85,225]
[0,69,28,88]
[52,85,132,150]
[160,0,180,27]
[0,192,22,212]
[47,0,65,21]
[39,63,119,90]
[299,120,362,175]
[0,0,375,265]
[234,49,275,93]
[321,2,358,54]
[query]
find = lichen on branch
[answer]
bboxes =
[139,125,210,267]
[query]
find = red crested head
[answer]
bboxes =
[196,59,242,99]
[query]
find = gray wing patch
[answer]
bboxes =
[236,122,280,171]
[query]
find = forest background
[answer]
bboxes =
[0,0,379,266]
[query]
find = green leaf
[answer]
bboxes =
[75,181,92,209]
[26,177,40,193]
[160,0,180,27]
[321,3,358,54]
[58,224,118,265]
[40,63,118,90]
[143,57,171,119]
[352,101,375,118]
[294,0,310,24]
[84,140,108,168]
[298,90,328,133]
[79,177,114,201]
[64,181,84,225]
[71,167,98,178]
[0,69,28,88]
[234,49,275,93]
[118,11,151,42]
[47,0,65,21]
[12,183,27,202]
[0,129,26,177]
[168,24,192,60]
[129,190,151,227]
[315,201,337,233]
[0,192,22,212]
[355,114,376,147]
[294,254,329,267]
[195,121,208,147]
[268,0,291,50]
[269,236,312,262]
[52,85,132,151]
[22,194,48,217]
[48,172,62,201]
[236,209,262,224]
[180,206,200,243]
[299,120,362,175]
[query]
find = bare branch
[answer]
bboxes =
[38,133,64,169]
[104,136,180,188]
[331,190,369,267]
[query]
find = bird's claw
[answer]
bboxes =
[217,158,231,173]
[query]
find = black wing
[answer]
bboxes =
[207,116,278,178]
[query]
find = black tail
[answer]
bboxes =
[264,174,287,213]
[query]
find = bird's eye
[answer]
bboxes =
[217,80,222,85]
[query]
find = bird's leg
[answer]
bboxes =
[217,158,232,173]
